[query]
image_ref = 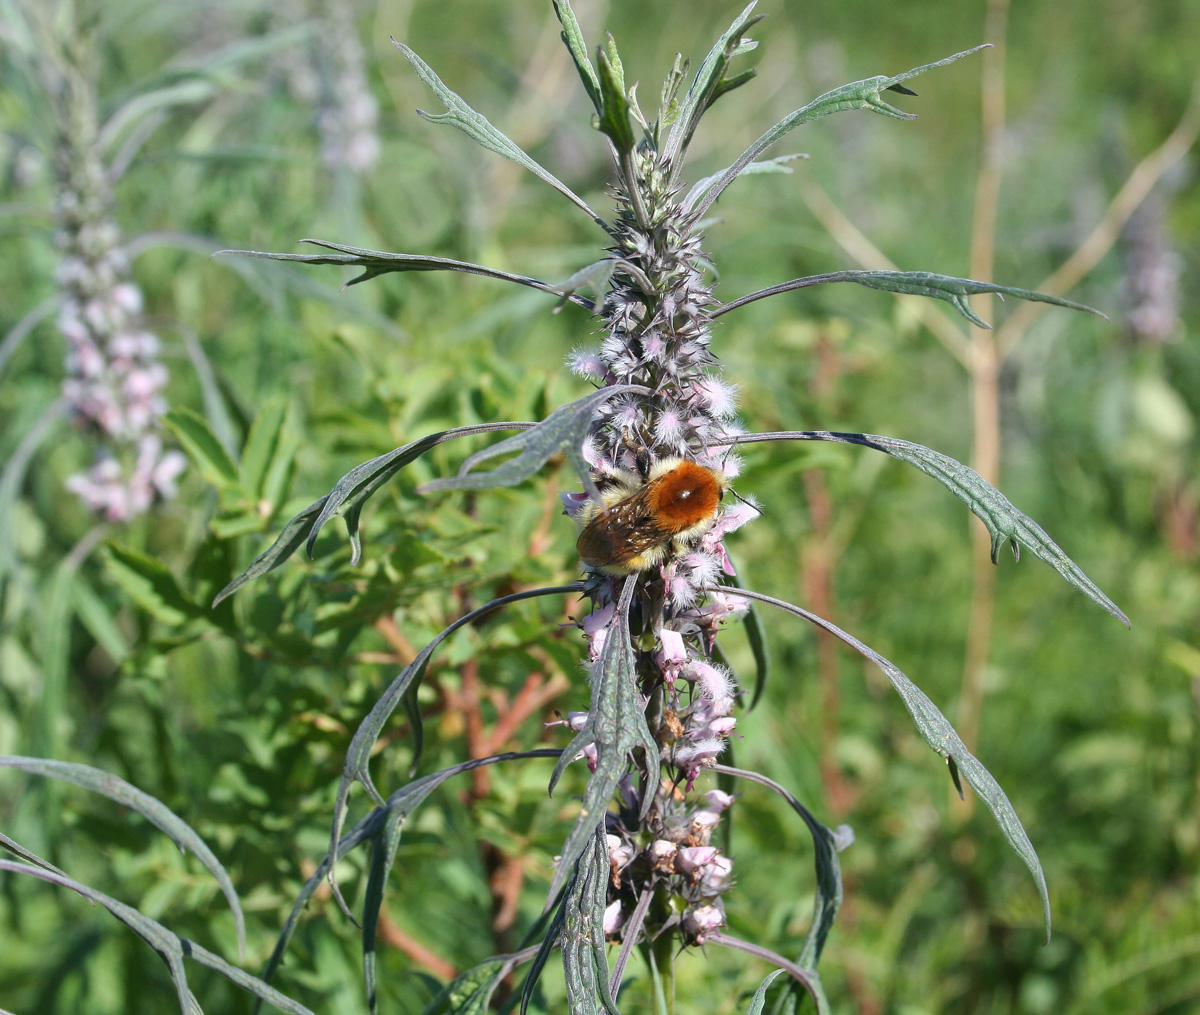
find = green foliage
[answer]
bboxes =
[0,0,1196,1013]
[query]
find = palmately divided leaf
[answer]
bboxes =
[421,386,644,506]
[213,422,534,605]
[213,240,597,308]
[714,269,1108,329]
[0,756,246,959]
[690,45,988,216]
[723,586,1052,938]
[722,431,1130,626]
[391,40,606,228]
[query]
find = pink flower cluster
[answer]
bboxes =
[602,787,738,944]
[54,194,184,519]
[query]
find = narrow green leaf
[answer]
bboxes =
[520,892,568,1015]
[664,2,764,166]
[706,934,829,1015]
[655,53,689,138]
[239,397,289,501]
[713,269,1108,329]
[724,586,1052,939]
[0,756,246,959]
[422,387,643,506]
[747,970,786,1015]
[307,422,533,564]
[214,240,596,308]
[725,567,771,709]
[392,40,606,228]
[561,828,615,1015]
[71,576,131,663]
[103,543,204,626]
[552,0,601,112]
[714,765,842,967]
[547,578,657,903]
[691,45,988,217]
[423,956,509,1015]
[722,431,1130,626]
[0,861,314,1015]
[551,259,616,314]
[0,831,69,878]
[595,44,635,156]
[164,407,239,489]
[211,497,328,606]
[684,153,807,208]
[362,809,406,1015]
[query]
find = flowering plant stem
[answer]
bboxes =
[213,4,1130,1011]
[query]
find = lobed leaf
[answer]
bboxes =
[720,431,1130,626]
[0,861,312,1015]
[422,387,644,506]
[212,498,327,606]
[0,756,246,959]
[690,46,988,217]
[720,586,1052,938]
[392,40,606,228]
[213,422,534,605]
[214,239,598,308]
[713,269,1107,329]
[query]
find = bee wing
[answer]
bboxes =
[577,486,673,569]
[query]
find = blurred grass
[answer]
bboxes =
[1,0,1197,1012]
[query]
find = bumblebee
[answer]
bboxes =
[576,458,727,575]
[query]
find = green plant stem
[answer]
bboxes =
[649,931,676,1015]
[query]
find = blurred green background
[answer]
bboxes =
[1,0,1197,1012]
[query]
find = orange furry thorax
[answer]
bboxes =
[646,459,723,532]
